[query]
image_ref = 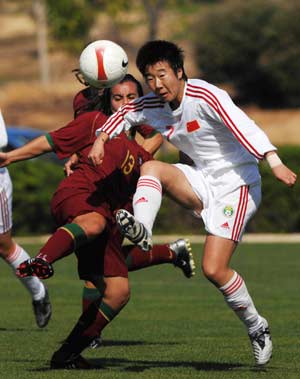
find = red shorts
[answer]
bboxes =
[51,188,111,226]
[76,224,128,281]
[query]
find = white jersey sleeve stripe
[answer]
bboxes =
[187,84,263,159]
[100,96,164,137]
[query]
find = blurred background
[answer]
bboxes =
[1,0,300,235]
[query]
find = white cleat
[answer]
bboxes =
[116,209,153,252]
[249,317,272,366]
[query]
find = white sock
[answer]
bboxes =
[133,175,162,235]
[219,271,263,335]
[5,244,45,301]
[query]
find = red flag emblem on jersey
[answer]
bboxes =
[186,120,200,132]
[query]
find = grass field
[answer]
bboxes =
[0,242,300,379]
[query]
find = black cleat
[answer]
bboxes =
[170,239,195,278]
[50,352,92,370]
[32,285,52,328]
[17,258,54,279]
[116,209,152,252]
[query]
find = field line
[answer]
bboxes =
[15,233,300,245]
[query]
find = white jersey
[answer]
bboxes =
[0,109,12,233]
[97,78,276,189]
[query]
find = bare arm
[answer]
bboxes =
[0,135,52,167]
[88,132,109,165]
[140,133,163,155]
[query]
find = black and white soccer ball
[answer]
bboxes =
[79,40,128,89]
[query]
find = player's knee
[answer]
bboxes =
[140,161,160,177]
[104,282,130,308]
[75,214,106,238]
[202,262,224,284]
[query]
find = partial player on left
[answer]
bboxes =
[0,109,51,328]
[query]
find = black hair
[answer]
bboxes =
[101,74,144,116]
[136,40,187,80]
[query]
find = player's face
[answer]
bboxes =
[144,61,185,109]
[110,81,139,113]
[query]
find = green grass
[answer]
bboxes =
[1,242,300,378]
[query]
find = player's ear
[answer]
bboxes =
[177,68,183,80]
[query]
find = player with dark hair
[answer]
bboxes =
[0,75,195,369]
[89,40,297,366]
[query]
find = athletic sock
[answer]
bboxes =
[132,175,162,234]
[5,244,45,301]
[219,271,263,334]
[36,223,88,264]
[82,283,101,312]
[82,301,120,337]
[124,244,175,271]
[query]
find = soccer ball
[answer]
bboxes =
[79,40,128,89]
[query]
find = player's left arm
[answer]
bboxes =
[204,88,297,186]
[264,151,297,187]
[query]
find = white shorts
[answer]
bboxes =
[0,167,13,233]
[174,164,261,242]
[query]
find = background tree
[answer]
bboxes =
[194,0,300,107]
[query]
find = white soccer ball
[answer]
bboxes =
[79,40,129,89]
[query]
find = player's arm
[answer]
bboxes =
[264,151,297,187]
[203,88,297,187]
[135,125,163,155]
[0,135,52,167]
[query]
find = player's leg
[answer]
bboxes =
[124,239,195,278]
[17,211,107,279]
[202,184,272,366]
[0,231,52,327]
[116,161,202,250]
[50,276,130,369]
[0,170,51,327]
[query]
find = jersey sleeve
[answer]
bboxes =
[48,111,107,159]
[0,110,8,149]
[200,87,276,160]
[95,94,164,139]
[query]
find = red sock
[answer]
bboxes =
[124,244,175,271]
[82,302,119,337]
[36,228,75,263]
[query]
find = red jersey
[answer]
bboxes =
[46,110,153,223]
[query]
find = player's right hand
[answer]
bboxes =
[88,137,105,166]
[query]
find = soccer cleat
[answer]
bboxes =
[249,317,272,366]
[170,239,195,278]
[32,285,52,328]
[116,209,152,252]
[89,335,102,349]
[17,258,54,279]
[50,352,92,370]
